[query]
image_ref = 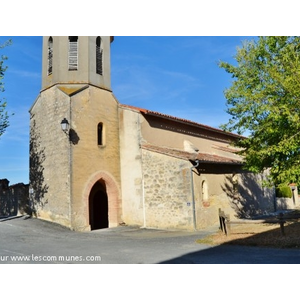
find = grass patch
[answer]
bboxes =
[196,221,300,249]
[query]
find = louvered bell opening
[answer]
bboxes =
[48,48,53,75]
[47,37,53,75]
[96,45,103,75]
[69,39,78,71]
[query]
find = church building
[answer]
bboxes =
[29,36,275,231]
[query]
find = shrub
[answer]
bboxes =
[275,185,292,198]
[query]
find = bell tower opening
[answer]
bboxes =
[96,36,103,75]
[47,37,53,75]
[68,36,78,71]
[89,180,109,230]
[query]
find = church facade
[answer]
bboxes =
[29,36,275,231]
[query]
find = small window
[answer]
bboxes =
[232,174,238,193]
[47,37,53,75]
[202,181,208,201]
[69,36,78,70]
[98,122,104,146]
[201,180,210,207]
[96,37,103,75]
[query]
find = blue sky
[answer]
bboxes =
[0,36,254,184]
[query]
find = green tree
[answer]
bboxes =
[219,36,300,186]
[0,39,12,138]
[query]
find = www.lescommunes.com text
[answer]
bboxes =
[0,254,101,262]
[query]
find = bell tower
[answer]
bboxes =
[42,36,114,91]
[30,36,121,231]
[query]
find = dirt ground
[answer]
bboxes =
[197,212,300,249]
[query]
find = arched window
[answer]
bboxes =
[96,37,103,75]
[69,36,78,70]
[97,122,104,146]
[232,174,238,193]
[202,180,208,201]
[47,37,53,75]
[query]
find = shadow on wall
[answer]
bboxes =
[69,128,80,145]
[29,119,49,216]
[222,173,275,219]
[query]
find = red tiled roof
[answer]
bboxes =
[142,144,243,165]
[120,104,244,140]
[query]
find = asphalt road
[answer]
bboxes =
[1,216,300,264]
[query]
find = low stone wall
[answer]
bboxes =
[276,197,297,210]
[0,180,30,217]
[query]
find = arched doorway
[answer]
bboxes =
[84,171,120,230]
[89,180,109,230]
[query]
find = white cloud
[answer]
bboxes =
[7,69,40,79]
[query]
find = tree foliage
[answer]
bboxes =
[219,36,300,186]
[0,39,12,138]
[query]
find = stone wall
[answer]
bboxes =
[30,84,122,231]
[141,150,238,230]
[193,172,276,228]
[70,85,122,231]
[142,150,194,230]
[30,86,71,227]
[119,107,144,226]
[140,150,277,231]
[0,179,30,217]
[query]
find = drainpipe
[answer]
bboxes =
[190,160,200,231]
[138,114,147,228]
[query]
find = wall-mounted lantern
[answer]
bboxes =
[61,118,70,133]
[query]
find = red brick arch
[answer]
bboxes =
[83,171,121,229]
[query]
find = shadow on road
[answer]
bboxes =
[159,243,300,264]
[160,221,300,264]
